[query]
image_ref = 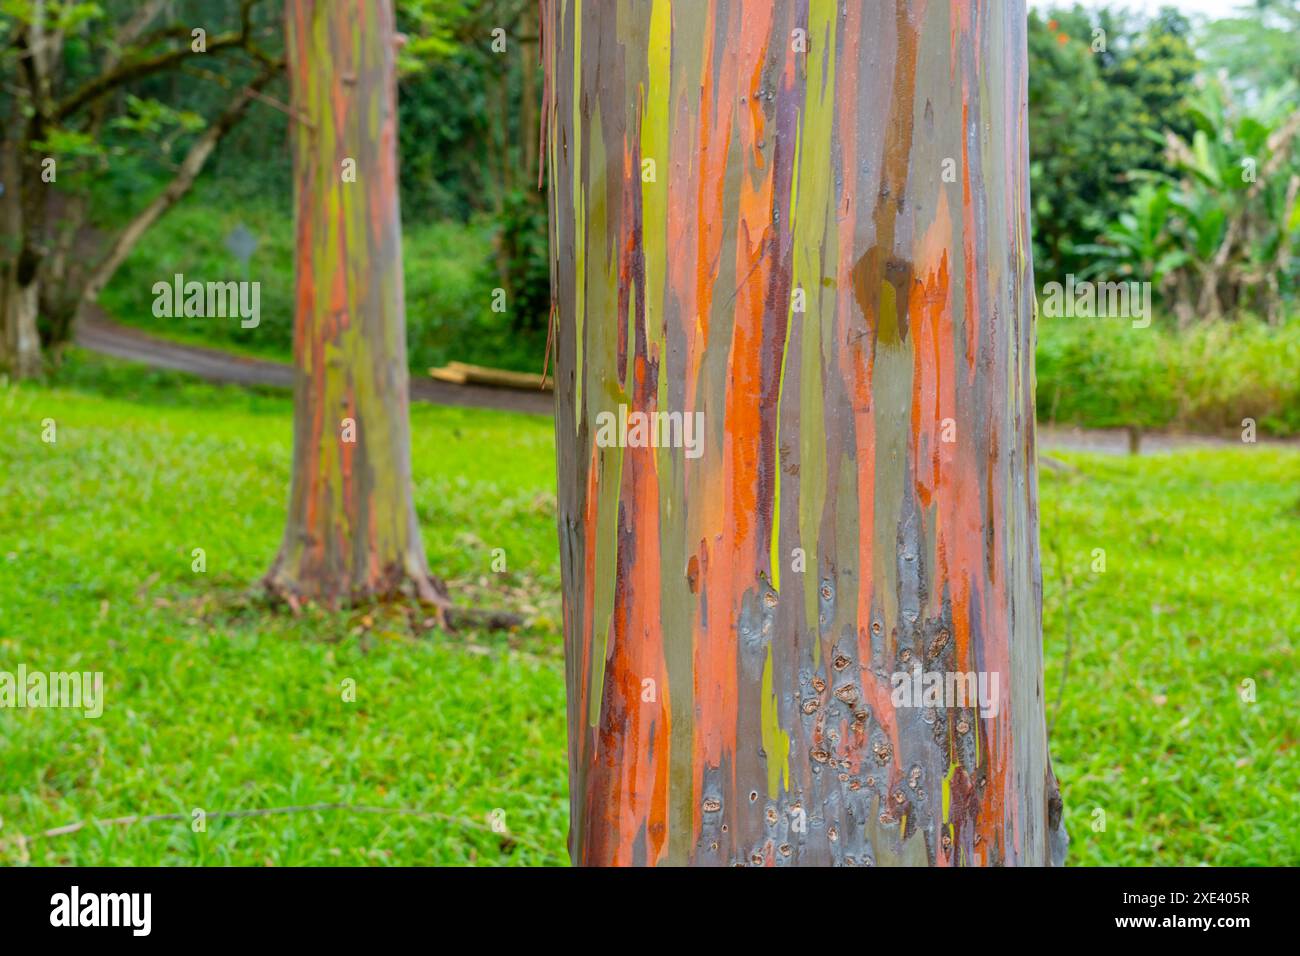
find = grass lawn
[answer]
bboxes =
[0,354,565,865]
[1041,446,1299,866]
[1,352,1296,865]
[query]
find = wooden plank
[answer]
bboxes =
[429,362,553,391]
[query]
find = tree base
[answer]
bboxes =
[263,560,451,619]
[260,565,523,634]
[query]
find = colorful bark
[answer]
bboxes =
[267,0,442,607]
[546,0,1064,866]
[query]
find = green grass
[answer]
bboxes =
[0,352,566,866]
[1,352,1296,865]
[1041,448,1300,866]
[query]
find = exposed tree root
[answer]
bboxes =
[445,606,526,631]
[259,569,523,635]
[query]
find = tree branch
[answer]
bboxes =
[113,0,172,61]
[77,67,280,312]
[55,0,274,121]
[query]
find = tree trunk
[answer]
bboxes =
[1,272,43,380]
[266,0,446,610]
[39,191,86,352]
[545,0,1065,866]
[519,7,539,187]
[0,133,42,379]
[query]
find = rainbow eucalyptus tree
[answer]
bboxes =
[545,0,1066,866]
[266,0,447,612]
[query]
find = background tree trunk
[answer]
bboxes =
[266,0,445,610]
[545,0,1065,866]
[0,137,42,380]
[0,273,42,380]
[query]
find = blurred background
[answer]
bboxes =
[0,0,1296,866]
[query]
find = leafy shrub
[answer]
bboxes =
[1174,319,1300,435]
[491,187,551,335]
[1037,314,1300,436]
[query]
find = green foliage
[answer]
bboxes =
[489,187,550,334]
[394,7,538,222]
[0,0,105,32]
[0,0,290,354]
[1036,314,1300,435]
[396,0,475,70]
[1069,181,1190,285]
[1173,81,1300,316]
[1069,75,1300,320]
[1173,319,1300,435]
[97,190,295,355]
[1028,6,1198,278]
[29,127,105,162]
[395,52,495,220]
[111,95,206,137]
[1037,316,1180,430]
[404,217,547,372]
[1200,0,1300,93]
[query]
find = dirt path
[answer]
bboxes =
[1036,424,1297,455]
[76,312,553,416]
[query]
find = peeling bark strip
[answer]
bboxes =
[267,0,445,607]
[546,0,1065,866]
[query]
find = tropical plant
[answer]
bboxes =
[1027,6,1198,279]
[1069,181,1190,291]
[1068,78,1300,324]
[1164,81,1300,322]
